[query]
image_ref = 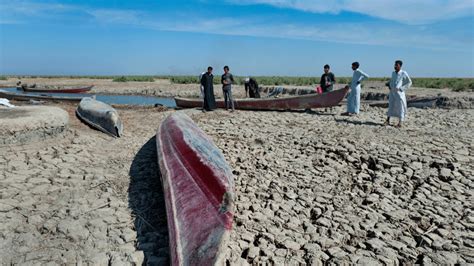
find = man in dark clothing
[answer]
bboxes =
[200,66,217,112]
[221,66,235,111]
[244,77,261,98]
[320,64,336,93]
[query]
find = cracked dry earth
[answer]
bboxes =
[194,106,473,265]
[0,105,172,265]
[1,103,473,265]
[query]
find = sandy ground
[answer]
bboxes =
[0,80,473,265]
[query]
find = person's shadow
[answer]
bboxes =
[304,109,337,116]
[128,137,169,265]
[335,118,385,127]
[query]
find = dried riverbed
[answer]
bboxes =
[195,107,473,264]
[0,88,473,264]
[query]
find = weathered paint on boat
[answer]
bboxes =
[156,112,234,266]
[22,85,94,93]
[175,86,349,110]
[76,97,123,137]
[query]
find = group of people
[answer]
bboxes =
[200,65,233,112]
[336,60,412,127]
[199,65,262,113]
[199,60,412,127]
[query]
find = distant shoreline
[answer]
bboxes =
[1,75,472,92]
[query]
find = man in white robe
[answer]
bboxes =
[343,62,369,116]
[386,60,412,127]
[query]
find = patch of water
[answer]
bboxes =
[1,88,176,107]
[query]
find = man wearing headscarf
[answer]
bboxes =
[343,62,369,116]
[386,60,412,127]
[244,77,260,98]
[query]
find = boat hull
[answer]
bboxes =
[369,97,439,108]
[22,85,94,93]
[0,89,83,102]
[156,112,234,265]
[175,87,349,110]
[76,97,123,137]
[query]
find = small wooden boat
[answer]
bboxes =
[156,112,234,265]
[0,89,83,102]
[76,97,123,137]
[175,86,349,111]
[406,97,439,108]
[369,97,439,108]
[22,85,94,93]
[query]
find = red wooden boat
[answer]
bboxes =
[21,85,94,93]
[175,86,349,110]
[156,112,234,265]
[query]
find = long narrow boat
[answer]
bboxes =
[156,112,234,265]
[76,97,123,137]
[0,89,84,102]
[22,85,94,93]
[369,97,439,108]
[175,86,349,110]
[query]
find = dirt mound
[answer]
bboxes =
[0,106,69,145]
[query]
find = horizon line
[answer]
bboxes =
[1,74,473,79]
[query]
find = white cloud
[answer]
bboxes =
[0,1,75,15]
[75,8,462,51]
[148,19,468,50]
[85,9,141,24]
[230,0,474,24]
[0,0,470,50]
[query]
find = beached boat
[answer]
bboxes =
[76,97,123,137]
[175,86,349,110]
[156,112,234,265]
[369,97,439,108]
[407,97,439,108]
[21,85,94,93]
[0,89,84,102]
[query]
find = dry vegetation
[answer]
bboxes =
[1,75,473,91]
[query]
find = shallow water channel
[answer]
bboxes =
[2,88,177,108]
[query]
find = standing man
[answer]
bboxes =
[221,66,235,112]
[320,64,336,92]
[386,60,412,127]
[200,66,217,112]
[343,62,369,116]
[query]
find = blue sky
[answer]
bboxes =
[0,0,473,77]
